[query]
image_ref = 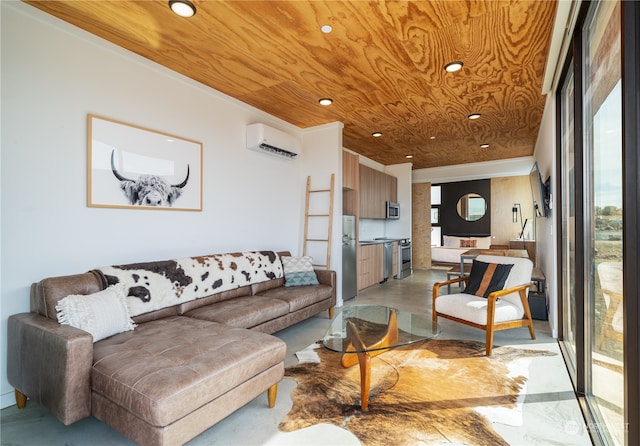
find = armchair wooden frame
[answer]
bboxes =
[433,276,536,356]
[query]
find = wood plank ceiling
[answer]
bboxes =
[26,0,558,170]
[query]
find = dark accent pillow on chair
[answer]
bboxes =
[464,260,514,298]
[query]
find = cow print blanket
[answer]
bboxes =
[96,251,283,317]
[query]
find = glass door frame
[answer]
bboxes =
[555,1,640,444]
[621,2,639,444]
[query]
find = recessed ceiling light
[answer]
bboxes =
[468,113,481,120]
[372,132,382,137]
[321,25,333,34]
[168,0,196,17]
[480,143,490,148]
[444,61,463,72]
[318,98,333,106]
[430,136,436,140]
[405,155,413,159]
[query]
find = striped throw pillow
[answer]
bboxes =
[464,260,514,298]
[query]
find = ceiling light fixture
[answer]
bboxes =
[430,136,436,140]
[468,113,481,120]
[480,143,490,148]
[318,98,333,106]
[405,155,413,159]
[372,132,382,137]
[169,0,196,17]
[321,25,333,34]
[444,61,463,72]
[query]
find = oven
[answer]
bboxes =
[396,239,412,279]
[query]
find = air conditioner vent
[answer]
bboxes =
[246,123,300,159]
[258,143,299,158]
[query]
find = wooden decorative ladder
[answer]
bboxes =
[303,174,335,269]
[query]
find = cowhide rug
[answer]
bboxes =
[280,339,555,446]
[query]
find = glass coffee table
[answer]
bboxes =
[322,305,439,410]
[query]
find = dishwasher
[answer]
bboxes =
[381,242,394,282]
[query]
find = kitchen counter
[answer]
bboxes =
[359,240,384,245]
[359,238,407,246]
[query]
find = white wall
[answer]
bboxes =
[0,2,341,408]
[533,94,558,337]
[301,123,344,303]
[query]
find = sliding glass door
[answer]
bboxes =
[560,62,577,377]
[583,2,624,444]
[559,1,631,444]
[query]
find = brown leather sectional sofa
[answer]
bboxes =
[6,250,336,445]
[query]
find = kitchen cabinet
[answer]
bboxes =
[359,165,397,218]
[343,151,359,216]
[386,175,398,203]
[342,151,359,190]
[358,243,383,291]
[359,165,375,218]
[392,241,398,277]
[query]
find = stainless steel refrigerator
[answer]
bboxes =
[342,215,357,301]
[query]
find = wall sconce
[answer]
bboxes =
[512,203,528,239]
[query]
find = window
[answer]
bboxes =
[431,185,442,246]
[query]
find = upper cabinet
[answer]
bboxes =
[386,174,398,204]
[359,164,397,219]
[342,151,359,190]
[343,151,359,215]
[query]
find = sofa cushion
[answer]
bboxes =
[55,284,136,342]
[183,296,289,328]
[251,277,285,295]
[92,316,286,427]
[256,284,333,312]
[177,285,252,315]
[31,271,104,320]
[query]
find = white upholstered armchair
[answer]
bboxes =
[432,255,536,356]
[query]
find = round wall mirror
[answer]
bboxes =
[456,193,486,221]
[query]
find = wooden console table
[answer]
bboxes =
[509,240,536,265]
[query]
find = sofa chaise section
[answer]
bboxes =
[91,317,285,446]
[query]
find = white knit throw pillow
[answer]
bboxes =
[56,283,136,342]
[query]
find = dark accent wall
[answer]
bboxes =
[441,179,491,238]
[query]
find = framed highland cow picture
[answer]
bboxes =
[87,114,203,211]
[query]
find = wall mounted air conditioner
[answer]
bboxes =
[246,123,300,159]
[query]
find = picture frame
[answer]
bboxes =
[87,114,203,211]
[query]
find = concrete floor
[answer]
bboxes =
[1,269,593,445]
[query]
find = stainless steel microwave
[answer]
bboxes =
[386,201,400,219]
